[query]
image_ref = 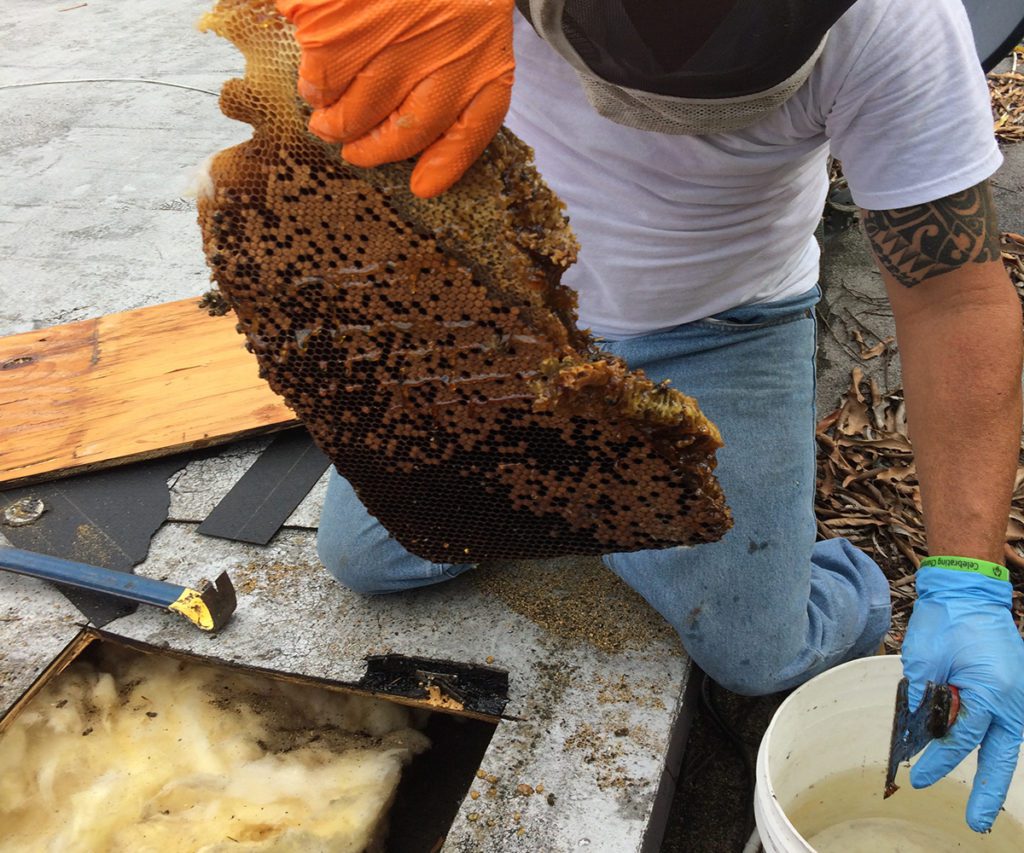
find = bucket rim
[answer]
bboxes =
[754,655,903,851]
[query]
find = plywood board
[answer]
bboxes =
[0,298,297,486]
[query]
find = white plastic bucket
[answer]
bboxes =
[754,655,1024,852]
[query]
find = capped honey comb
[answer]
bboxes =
[196,0,731,562]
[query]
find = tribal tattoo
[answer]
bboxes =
[863,181,1001,288]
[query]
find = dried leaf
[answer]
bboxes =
[869,378,888,430]
[837,436,913,454]
[892,399,908,437]
[851,329,896,361]
[1005,544,1024,573]
[822,517,883,529]
[819,467,835,499]
[876,465,916,484]
[816,409,840,435]
[837,369,871,436]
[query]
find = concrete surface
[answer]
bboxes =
[0,519,691,852]
[992,143,1024,234]
[0,1,243,333]
[817,223,902,403]
[0,543,83,709]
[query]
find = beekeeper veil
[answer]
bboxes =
[515,0,858,135]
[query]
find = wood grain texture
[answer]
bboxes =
[0,299,297,486]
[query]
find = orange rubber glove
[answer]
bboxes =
[276,0,515,198]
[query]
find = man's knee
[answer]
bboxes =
[687,630,826,697]
[316,528,392,594]
[316,523,472,594]
[700,659,804,697]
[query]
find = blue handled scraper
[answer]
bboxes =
[0,547,236,631]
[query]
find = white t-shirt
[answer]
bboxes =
[505,0,1002,339]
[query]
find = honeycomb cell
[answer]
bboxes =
[196,0,732,561]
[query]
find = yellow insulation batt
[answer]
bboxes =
[0,649,429,852]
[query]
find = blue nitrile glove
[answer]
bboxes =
[900,561,1024,832]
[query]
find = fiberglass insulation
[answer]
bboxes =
[0,648,429,852]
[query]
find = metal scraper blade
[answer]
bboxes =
[884,677,959,798]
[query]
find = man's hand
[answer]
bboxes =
[863,179,1024,831]
[901,566,1024,830]
[276,0,515,198]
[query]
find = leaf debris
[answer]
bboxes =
[990,48,1024,144]
[815,369,1024,653]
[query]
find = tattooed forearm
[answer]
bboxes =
[862,181,1001,288]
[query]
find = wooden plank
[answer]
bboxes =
[0,299,297,486]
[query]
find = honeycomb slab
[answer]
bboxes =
[196,0,731,561]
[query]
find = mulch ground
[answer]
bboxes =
[992,49,1024,144]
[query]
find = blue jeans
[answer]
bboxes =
[316,287,891,695]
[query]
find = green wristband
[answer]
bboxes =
[919,555,1011,583]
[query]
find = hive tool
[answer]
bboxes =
[0,547,236,631]
[884,676,960,798]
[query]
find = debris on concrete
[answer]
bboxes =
[469,557,681,655]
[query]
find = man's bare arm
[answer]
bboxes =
[862,179,1022,564]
